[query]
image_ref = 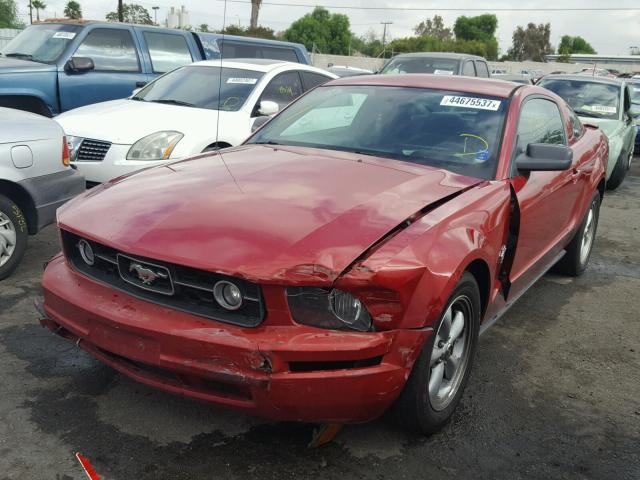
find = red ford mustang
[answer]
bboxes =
[40,75,607,433]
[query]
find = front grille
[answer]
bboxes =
[76,139,111,162]
[61,230,265,327]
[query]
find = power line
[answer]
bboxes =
[214,1,640,12]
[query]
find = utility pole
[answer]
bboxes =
[381,21,393,59]
[152,6,159,25]
[118,0,124,22]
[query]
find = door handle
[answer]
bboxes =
[135,81,147,88]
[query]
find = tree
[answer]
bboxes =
[63,0,82,19]
[220,24,276,40]
[558,35,596,55]
[507,23,553,62]
[250,0,262,29]
[32,0,46,22]
[350,30,383,57]
[0,0,22,27]
[284,7,352,55]
[453,14,499,60]
[388,35,488,58]
[414,15,452,41]
[106,3,153,24]
[199,23,209,33]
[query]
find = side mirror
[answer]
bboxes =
[516,143,573,172]
[257,100,279,117]
[65,57,95,73]
[251,115,271,133]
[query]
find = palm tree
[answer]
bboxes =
[32,0,46,22]
[250,0,262,29]
[64,0,82,20]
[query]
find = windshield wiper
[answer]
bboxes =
[130,97,146,102]
[252,140,281,145]
[5,53,34,60]
[149,99,195,107]
[574,109,602,118]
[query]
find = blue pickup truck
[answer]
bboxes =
[0,22,310,116]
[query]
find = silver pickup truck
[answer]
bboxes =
[0,107,85,279]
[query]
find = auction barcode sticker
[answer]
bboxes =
[440,95,501,111]
[53,31,76,39]
[227,77,258,84]
[587,105,617,114]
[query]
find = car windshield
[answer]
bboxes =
[2,24,81,64]
[248,85,508,180]
[539,79,620,120]
[380,57,460,75]
[134,66,264,111]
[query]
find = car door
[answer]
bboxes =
[508,96,584,295]
[58,27,148,112]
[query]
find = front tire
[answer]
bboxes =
[0,194,28,280]
[606,151,630,190]
[554,191,600,276]
[394,272,480,434]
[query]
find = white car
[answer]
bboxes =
[55,59,337,184]
[0,107,84,279]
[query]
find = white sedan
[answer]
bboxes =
[55,59,337,184]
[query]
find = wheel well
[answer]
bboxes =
[597,177,605,200]
[0,180,38,234]
[202,142,232,152]
[0,95,53,117]
[466,259,490,319]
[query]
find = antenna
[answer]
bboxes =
[215,0,227,146]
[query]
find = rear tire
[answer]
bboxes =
[554,191,600,277]
[606,151,629,190]
[0,194,28,280]
[393,272,480,434]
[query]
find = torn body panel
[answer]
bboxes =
[337,181,513,331]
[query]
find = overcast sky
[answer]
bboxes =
[17,0,640,56]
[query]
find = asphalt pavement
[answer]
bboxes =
[1,162,639,480]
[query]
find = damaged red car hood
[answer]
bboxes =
[59,145,480,284]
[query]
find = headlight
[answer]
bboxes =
[126,131,183,160]
[66,135,84,161]
[286,287,372,332]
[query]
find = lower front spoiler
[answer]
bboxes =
[37,288,429,424]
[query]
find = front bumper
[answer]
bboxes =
[71,144,174,184]
[18,169,85,232]
[41,255,429,423]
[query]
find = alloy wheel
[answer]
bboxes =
[429,295,472,411]
[0,211,17,268]
[579,202,597,266]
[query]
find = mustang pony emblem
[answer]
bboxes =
[129,262,168,285]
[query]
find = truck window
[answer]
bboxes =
[221,41,260,59]
[475,61,490,78]
[74,28,139,72]
[143,32,194,73]
[260,46,299,62]
[462,60,476,76]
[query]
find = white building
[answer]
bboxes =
[166,6,190,29]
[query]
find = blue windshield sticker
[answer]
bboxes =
[475,150,490,162]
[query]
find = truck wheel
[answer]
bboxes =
[0,194,28,280]
[606,151,629,190]
[554,191,600,277]
[393,272,480,434]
